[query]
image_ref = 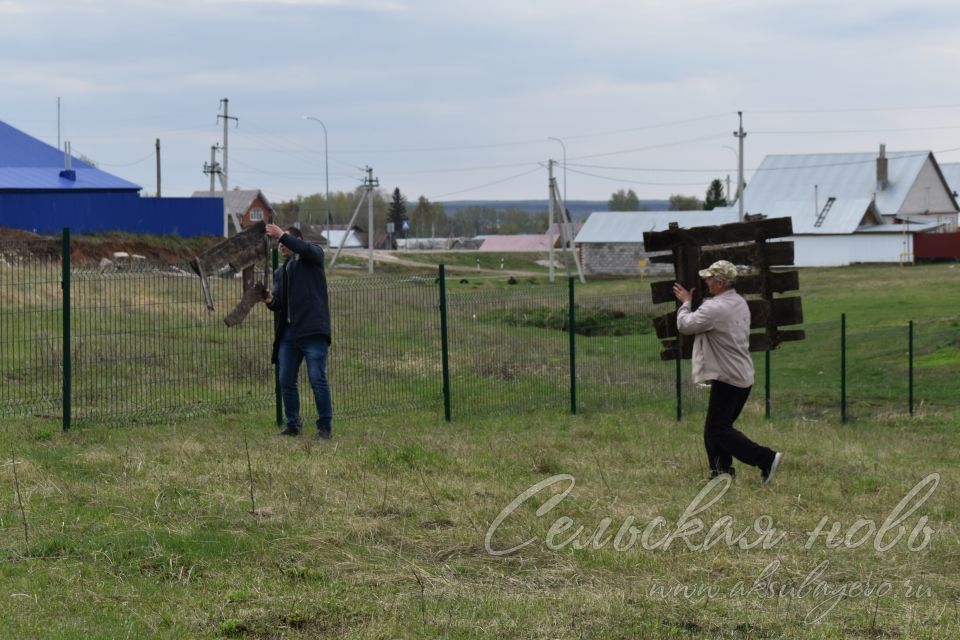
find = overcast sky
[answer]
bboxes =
[4,0,960,204]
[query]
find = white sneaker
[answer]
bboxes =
[762,452,783,486]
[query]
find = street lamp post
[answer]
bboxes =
[548,136,567,203]
[303,116,331,231]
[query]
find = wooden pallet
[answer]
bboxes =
[643,215,805,360]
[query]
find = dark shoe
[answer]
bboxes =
[762,452,783,486]
[279,423,302,436]
[710,467,736,480]
[315,429,332,441]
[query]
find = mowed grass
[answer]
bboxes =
[1,404,959,639]
[1,261,958,638]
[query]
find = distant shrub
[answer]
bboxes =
[483,305,653,337]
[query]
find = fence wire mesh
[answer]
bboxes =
[0,239,63,419]
[1,239,957,428]
[445,277,568,418]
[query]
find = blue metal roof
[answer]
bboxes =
[0,120,140,191]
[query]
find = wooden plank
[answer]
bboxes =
[224,282,266,327]
[749,297,804,328]
[700,241,795,267]
[643,217,793,252]
[650,280,677,304]
[649,270,800,303]
[654,311,677,339]
[648,241,794,268]
[734,271,800,295]
[655,296,802,339]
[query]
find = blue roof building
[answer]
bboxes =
[0,120,221,236]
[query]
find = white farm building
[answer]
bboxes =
[576,146,959,272]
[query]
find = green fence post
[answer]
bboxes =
[438,264,451,422]
[568,276,577,415]
[908,320,914,417]
[765,349,771,419]
[675,352,682,422]
[272,247,282,426]
[61,227,71,431]
[841,313,847,423]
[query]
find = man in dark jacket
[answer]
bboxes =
[263,223,333,439]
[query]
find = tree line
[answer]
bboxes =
[271,178,730,238]
[608,178,729,212]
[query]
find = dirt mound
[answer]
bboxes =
[0,227,221,266]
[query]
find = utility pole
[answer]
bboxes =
[155,139,161,197]
[364,166,379,274]
[733,111,747,221]
[548,159,556,283]
[329,166,378,273]
[203,144,224,192]
[217,98,238,236]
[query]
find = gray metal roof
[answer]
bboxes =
[575,210,737,243]
[741,151,954,218]
[939,162,960,197]
[761,197,880,234]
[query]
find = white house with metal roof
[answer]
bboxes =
[576,146,958,272]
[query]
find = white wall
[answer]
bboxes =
[793,234,912,266]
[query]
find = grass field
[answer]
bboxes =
[1,261,959,638]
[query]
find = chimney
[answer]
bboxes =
[876,143,888,191]
[59,141,76,181]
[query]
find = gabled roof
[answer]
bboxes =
[939,162,960,197]
[575,210,737,243]
[742,151,958,216]
[192,189,274,217]
[0,120,140,191]
[760,197,881,234]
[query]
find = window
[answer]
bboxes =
[250,208,263,222]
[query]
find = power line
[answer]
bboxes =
[430,166,543,199]
[749,103,960,115]
[564,166,710,187]
[754,125,960,135]
[569,133,730,161]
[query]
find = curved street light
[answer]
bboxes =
[303,116,331,231]
[548,136,567,203]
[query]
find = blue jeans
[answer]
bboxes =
[277,331,332,432]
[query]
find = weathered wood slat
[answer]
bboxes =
[660,328,807,360]
[643,217,793,252]
[649,271,801,304]
[732,271,800,296]
[653,296,803,340]
[647,241,795,268]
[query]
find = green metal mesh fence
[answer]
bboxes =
[330,275,442,420]
[69,258,273,423]
[0,238,63,419]
[1,237,957,428]
[444,276,568,418]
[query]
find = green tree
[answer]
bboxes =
[608,189,641,211]
[499,207,538,234]
[449,206,498,236]
[668,194,705,211]
[410,196,448,237]
[387,188,408,236]
[704,179,727,210]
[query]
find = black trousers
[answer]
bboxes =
[704,380,776,474]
